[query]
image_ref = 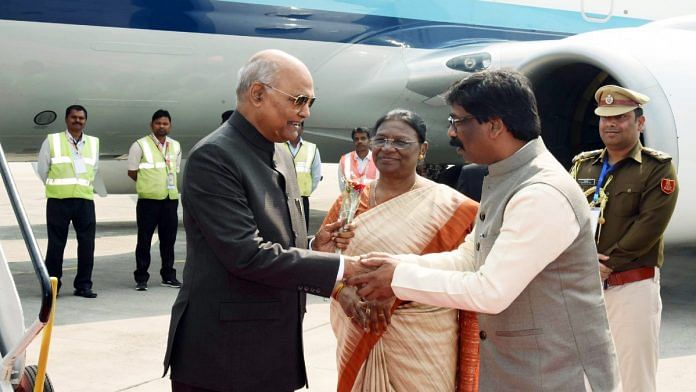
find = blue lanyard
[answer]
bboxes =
[593,159,613,203]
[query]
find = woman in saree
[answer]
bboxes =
[323,109,481,391]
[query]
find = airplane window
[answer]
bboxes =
[34,110,57,126]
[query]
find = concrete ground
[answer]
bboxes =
[2,162,695,391]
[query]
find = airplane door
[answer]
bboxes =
[581,0,614,23]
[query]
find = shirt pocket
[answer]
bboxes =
[610,184,642,217]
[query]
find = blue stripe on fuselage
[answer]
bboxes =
[0,1,647,49]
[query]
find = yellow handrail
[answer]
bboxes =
[34,277,58,392]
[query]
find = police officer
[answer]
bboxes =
[571,85,679,391]
[37,105,101,298]
[127,109,182,291]
[284,121,321,229]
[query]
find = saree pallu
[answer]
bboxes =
[324,183,480,392]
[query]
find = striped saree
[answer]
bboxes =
[323,182,480,391]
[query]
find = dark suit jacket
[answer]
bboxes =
[164,112,341,391]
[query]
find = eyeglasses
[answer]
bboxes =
[261,83,316,108]
[369,137,417,150]
[448,115,477,129]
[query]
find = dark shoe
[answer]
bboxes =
[73,289,98,298]
[135,282,148,291]
[161,278,182,288]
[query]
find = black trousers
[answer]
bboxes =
[45,198,95,291]
[301,195,310,231]
[134,198,178,283]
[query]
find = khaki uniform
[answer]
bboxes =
[571,141,678,271]
[571,140,678,392]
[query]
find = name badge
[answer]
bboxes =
[589,207,601,237]
[167,173,176,189]
[578,178,595,186]
[73,156,87,174]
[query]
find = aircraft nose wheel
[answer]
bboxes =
[16,365,54,392]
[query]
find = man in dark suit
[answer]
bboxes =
[164,50,360,392]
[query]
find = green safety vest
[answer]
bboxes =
[45,132,98,200]
[286,141,316,196]
[135,135,180,200]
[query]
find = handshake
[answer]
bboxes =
[334,253,400,334]
[312,218,403,333]
[342,253,398,301]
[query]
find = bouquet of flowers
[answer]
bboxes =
[336,178,366,254]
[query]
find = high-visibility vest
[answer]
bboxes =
[339,151,379,185]
[45,132,98,200]
[135,135,180,200]
[286,141,317,196]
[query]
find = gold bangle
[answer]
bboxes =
[332,282,345,299]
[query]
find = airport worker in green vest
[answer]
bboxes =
[37,104,101,298]
[284,121,321,229]
[128,109,182,291]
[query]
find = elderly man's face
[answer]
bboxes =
[258,67,315,143]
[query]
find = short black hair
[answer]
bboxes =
[446,70,541,142]
[152,109,171,123]
[351,127,370,140]
[65,104,87,119]
[373,109,427,143]
[221,110,234,123]
[634,107,643,118]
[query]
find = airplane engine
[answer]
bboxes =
[511,19,696,244]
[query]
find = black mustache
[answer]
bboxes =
[449,137,463,148]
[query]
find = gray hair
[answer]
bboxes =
[236,56,278,99]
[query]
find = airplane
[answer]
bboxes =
[0,0,694,244]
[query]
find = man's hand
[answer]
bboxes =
[598,253,613,280]
[346,254,399,301]
[312,219,355,252]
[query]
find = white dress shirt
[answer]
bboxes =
[392,183,580,314]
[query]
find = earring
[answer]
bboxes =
[419,153,425,160]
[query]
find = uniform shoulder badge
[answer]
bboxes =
[642,147,672,163]
[661,178,676,194]
[571,149,602,164]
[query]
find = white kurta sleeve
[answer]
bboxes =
[391,183,580,314]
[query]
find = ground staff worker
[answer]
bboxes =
[284,121,321,229]
[38,104,102,298]
[571,85,679,392]
[128,109,182,291]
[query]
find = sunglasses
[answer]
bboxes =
[261,83,316,108]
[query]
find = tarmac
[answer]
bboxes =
[2,162,695,391]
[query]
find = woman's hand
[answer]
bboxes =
[337,285,393,334]
[312,219,356,252]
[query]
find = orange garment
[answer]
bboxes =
[339,151,379,186]
[323,182,480,391]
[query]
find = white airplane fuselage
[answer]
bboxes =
[0,0,694,243]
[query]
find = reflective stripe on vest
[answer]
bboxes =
[135,136,180,200]
[45,132,98,200]
[287,142,316,196]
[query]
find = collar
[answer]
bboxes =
[488,137,546,177]
[65,130,84,144]
[149,133,168,147]
[354,150,372,161]
[596,141,643,165]
[286,137,303,148]
[231,111,275,154]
